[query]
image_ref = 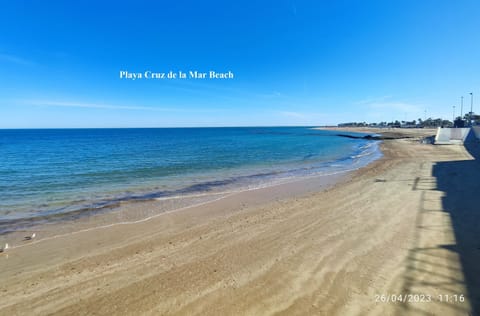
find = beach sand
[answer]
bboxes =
[1,128,479,315]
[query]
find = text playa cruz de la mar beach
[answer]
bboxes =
[119,70,235,80]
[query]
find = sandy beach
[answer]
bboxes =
[1,128,479,315]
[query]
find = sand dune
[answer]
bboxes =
[0,129,478,315]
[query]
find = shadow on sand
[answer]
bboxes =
[399,139,480,315]
[435,140,480,315]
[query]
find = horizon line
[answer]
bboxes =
[0,125,332,130]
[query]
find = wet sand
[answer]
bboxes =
[1,128,478,315]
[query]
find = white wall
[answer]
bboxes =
[435,128,472,144]
[472,126,480,140]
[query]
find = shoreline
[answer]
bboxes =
[0,162,356,252]
[1,128,478,315]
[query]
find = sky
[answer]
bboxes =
[1,0,480,128]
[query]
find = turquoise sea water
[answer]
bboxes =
[0,127,381,231]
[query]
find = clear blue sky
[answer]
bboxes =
[1,0,479,128]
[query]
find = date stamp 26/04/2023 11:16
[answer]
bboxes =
[375,293,466,304]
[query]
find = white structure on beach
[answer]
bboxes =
[472,126,480,139]
[435,127,480,145]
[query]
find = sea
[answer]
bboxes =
[0,127,381,233]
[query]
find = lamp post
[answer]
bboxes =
[470,92,474,126]
[453,105,455,124]
[461,96,464,118]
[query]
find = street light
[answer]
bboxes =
[453,105,455,124]
[470,92,474,126]
[461,96,464,118]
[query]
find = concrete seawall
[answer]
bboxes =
[435,127,480,145]
[472,126,480,140]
